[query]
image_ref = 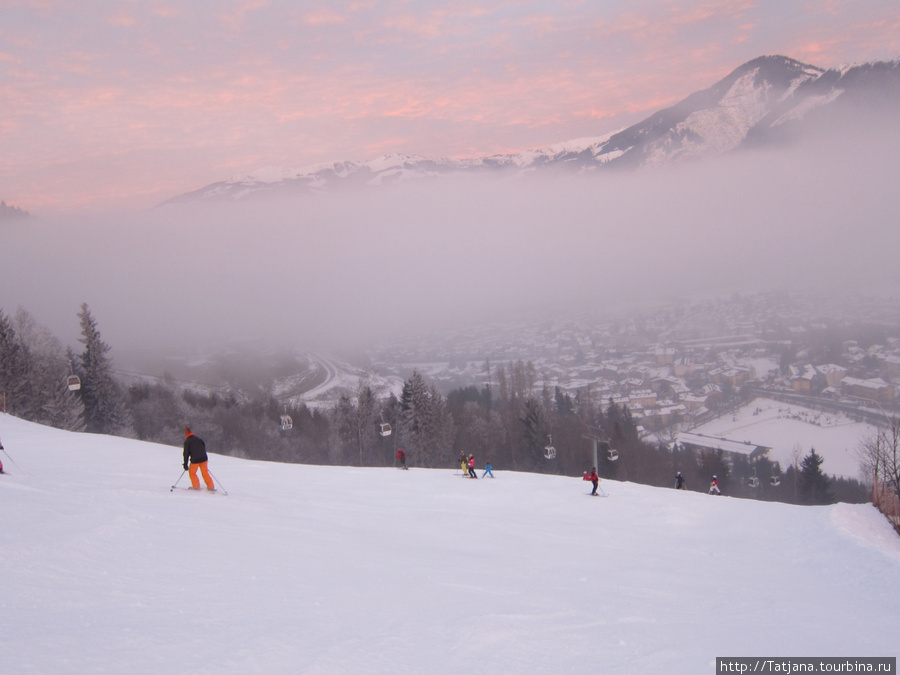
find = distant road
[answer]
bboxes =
[298,352,340,401]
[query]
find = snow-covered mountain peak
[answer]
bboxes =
[162,54,900,205]
[229,165,304,184]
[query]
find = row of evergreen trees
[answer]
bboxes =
[0,304,864,505]
[0,304,129,434]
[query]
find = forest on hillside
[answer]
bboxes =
[0,304,870,505]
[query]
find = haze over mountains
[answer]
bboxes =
[2,54,899,361]
[163,55,900,205]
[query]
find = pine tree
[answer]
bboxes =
[519,396,550,464]
[76,303,131,435]
[353,379,378,466]
[798,447,833,505]
[399,370,430,465]
[398,370,455,468]
[12,309,84,430]
[422,382,454,468]
[0,309,30,414]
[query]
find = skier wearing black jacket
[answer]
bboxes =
[183,426,215,490]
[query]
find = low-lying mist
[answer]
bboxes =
[2,125,899,368]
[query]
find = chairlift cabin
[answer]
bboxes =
[280,415,293,431]
[607,447,619,462]
[748,476,760,488]
[770,476,781,487]
[66,375,81,391]
[543,435,556,460]
[379,422,392,438]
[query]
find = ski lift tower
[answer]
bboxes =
[583,428,615,468]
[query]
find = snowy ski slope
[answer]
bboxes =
[1,412,898,674]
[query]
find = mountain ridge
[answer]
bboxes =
[162,55,900,205]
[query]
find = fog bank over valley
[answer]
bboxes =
[2,128,899,367]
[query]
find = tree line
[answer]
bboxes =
[0,304,869,505]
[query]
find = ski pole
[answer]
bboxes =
[1,446,25,473]
[170,470,186,491]
[208,470,228,495]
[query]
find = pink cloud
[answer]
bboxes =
[302,8,346,26]
[667,0,758,27]
[219,0,270,32]
[151,6,181,19]
[108,12,137,28]
[381,13,444,39]
[3,0,898,211]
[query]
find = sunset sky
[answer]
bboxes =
[2,0,899,212]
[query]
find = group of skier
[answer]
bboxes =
[390,443,722,497]
[183,431,721,497]
[674,470,722,495]
[456,451,493,478]
[2,426,724,498]
[394,448,494,478]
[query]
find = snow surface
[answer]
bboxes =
[1,411,898,674]
[214,135,626,195]
[772,89,844,126]
[681,70,772,152]
[691,398,874,479]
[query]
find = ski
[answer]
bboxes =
[170,486,224,494]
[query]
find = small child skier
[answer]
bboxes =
[482,461,494,478]
[708,475,721,495]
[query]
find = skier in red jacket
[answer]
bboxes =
[584,467,599,495]
[396,448,407,469]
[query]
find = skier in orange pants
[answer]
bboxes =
[183,426,215,490]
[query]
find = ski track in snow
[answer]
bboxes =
[1,411,898,674]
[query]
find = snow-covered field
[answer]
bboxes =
[691,398,875,479]
[1,411,898,674]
